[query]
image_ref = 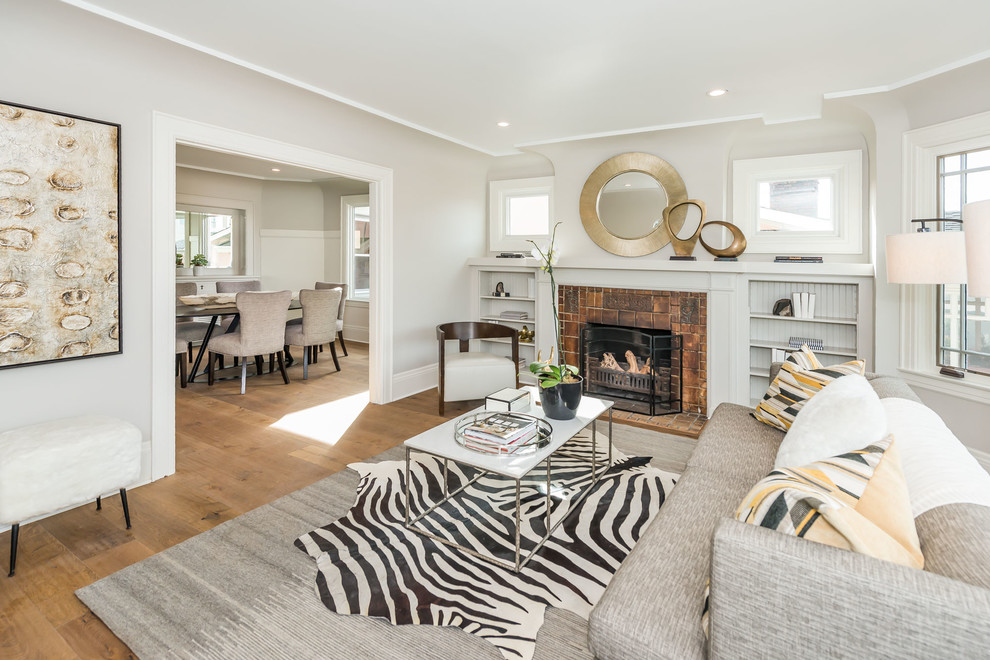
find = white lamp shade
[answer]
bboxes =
[885,231,967,284]
[964,199,990,298]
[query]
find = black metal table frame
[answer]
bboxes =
[403,408,613,572]
[177,301,301,383]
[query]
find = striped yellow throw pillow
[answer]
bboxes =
[736,435,923,569]
[753,346,864,432]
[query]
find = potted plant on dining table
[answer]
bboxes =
[529,222,583,420]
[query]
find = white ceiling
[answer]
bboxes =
[68,0,990,156]
[175,144,346,183]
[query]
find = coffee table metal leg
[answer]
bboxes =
[608,409,613,466]
[592,419,598,476]
[546,454,552,534]
[516,479,522,573]
[404,447,412,526]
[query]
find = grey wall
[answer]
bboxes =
[0,1,490,444]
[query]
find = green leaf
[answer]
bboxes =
[539,378,560,389]
[564,364,579,375]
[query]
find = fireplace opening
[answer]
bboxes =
[580,323,682,416]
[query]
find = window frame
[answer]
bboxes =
[175,193,255,276]
[732,150,863,254]
[342,193,370,302]
[936,149,990,376]
[488,176,554,253]
[900,111,990,399]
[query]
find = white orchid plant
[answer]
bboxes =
[528,222,579,388]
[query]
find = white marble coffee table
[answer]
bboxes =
[403,393,614,571]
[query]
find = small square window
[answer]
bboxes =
[489,177,554,252]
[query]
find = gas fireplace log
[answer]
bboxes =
[625,351,640,373]
[601,352,623,371]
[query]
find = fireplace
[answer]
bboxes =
[559,286,706,415]
[581,324,682,416]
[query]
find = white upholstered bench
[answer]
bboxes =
[0,415,141,576]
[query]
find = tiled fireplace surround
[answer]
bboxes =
[558,286,708,415]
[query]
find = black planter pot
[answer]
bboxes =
[538,377,584,420]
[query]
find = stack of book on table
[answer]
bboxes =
[500,310,528,320]
[461,412,538,454]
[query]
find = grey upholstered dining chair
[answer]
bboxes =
[176,282,209,360]
[215,280,262,294]
[283,288,342,379]
[315,281,349,356]
[207,290,292,394]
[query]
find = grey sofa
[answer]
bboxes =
[589,373,990,659]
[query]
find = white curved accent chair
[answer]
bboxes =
[437,321,519,415]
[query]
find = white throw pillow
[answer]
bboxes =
[774,374,886,469]
[881,397,990,517]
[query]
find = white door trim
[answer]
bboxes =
[151,112,394,479]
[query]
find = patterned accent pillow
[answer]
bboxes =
[753,346,865,432]
[735,435,924,569]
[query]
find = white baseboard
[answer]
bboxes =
[392,363,437,401]
[342,323,369,344]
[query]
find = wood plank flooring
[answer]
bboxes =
[0,343,694,658]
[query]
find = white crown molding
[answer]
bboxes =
[514,113,763,149]
[60,0,508,157]
[824,48,990,100]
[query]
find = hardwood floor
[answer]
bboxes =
[0,343,481,659]
[0,344,692,658]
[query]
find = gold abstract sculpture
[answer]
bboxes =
[664,200,706,260]
[699,221,747,259]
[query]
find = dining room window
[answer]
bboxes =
[342,194,370,301]
[175,203,245,274]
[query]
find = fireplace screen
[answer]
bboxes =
[581,324,682,416]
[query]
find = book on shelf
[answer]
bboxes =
[499,311,528,320]
[788,336,824,351]
[462,412,537,445]
[775,256,824,263]
[789,292,816,319]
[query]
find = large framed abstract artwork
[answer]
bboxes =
[0,100,121,370]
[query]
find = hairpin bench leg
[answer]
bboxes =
[8,523,18,577]
[120,488,131,529]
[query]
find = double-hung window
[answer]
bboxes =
[342,194,370,301]
[937,148,990,375]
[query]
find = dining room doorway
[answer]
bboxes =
[152,112,394,479]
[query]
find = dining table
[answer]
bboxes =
[176,297,302,383]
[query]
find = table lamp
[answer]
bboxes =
[964,199,990,298]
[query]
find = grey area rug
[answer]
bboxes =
[77,424,682,659]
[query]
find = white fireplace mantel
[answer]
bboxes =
[468,258,875,416]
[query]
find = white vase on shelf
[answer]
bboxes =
[176,267,193,277]
[193,266,206,276]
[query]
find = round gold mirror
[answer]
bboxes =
[580,152,688,256]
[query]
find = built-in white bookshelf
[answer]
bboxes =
[475,268,540,384]
[748,278,870,405]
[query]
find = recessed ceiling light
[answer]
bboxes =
[497,121,510,127]
[707,88,727,97]
[624,183,632,187]
[271,168,281,172]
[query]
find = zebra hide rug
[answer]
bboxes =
[295,434,677,660]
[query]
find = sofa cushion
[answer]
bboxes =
[881,397,990,517]
[916,503,990,590]
[736,435,923,569]
[753,354,865,432]
[588,467,755,660]
[686,403,783,484]
[773,374,886,469]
